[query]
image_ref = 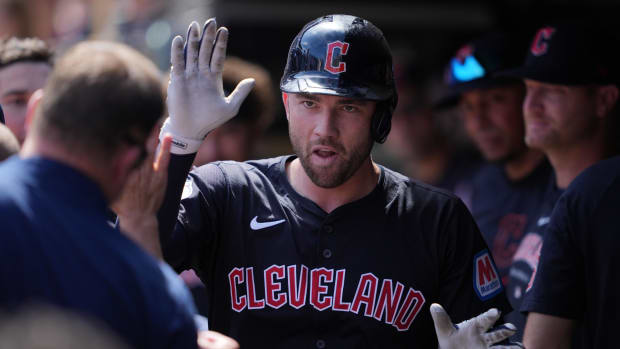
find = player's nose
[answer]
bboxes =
[313,108,339,138]
[523,87,544,119]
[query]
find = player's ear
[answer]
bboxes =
[25,89,44,132]
[594,84,619,118]
[282,92,290,121]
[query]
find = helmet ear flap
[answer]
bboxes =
[371,108,391,144]
[371,93,397,143]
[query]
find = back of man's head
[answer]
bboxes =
[31,41,164,160]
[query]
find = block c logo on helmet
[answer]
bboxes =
[325,41,350,74]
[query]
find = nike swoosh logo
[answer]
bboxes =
[250,216,286,230]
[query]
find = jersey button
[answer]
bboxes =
[323,225,333,233]
[316,339,326,348]
[322,249,332,259]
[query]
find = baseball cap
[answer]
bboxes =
[435,32,526,108]
[498,22,620,85]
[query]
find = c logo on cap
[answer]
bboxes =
[325,41,350,74]
[530,27,556,56]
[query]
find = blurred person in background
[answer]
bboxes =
[381,62,481,207]
[497,21,620,348]
[438,32,555,341]
[94,0,211,70]
[0,37,53,144]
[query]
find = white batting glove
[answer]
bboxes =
[430,303,523,349]
[162,19,255,154]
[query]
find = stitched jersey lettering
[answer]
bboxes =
[227,265,425,332]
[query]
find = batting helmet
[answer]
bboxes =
[280,14,398,143]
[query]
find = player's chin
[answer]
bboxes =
[309,169,349,188]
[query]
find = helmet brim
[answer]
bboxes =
[281,72,393,101]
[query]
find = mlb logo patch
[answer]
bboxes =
[473,250,503,300]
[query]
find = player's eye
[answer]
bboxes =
[342,105,358,113]
[490,92,507,103]
[301,100,316,108]
[2,94,29,108]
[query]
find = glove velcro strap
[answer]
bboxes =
[159,119,204,155]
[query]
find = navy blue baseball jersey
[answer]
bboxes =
[0,157,197,349]
[159,154,511,348]
[470,160,553,285]
[521,156,620,348]
[503,175,562,341]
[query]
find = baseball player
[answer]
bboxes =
[495,21,620,348]
[521,156,620,348]
[437,33,555,340]
[121,15,522,347]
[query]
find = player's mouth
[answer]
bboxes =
[311,146,339,165]
[476,134,500,149]
[526,119,549,129]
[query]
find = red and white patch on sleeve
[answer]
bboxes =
[473,250,503,300]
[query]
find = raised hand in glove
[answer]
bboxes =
[162,19,255,154]
[430,303,523,349]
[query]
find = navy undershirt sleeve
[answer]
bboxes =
[158,153,196,270]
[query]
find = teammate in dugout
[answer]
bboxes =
[496,21,620,349]
[522,156,620,348]
[437,32,556,341]
[122,15,523,347]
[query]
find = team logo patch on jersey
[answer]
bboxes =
[181,177,193,200]
[473,249,503,300]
